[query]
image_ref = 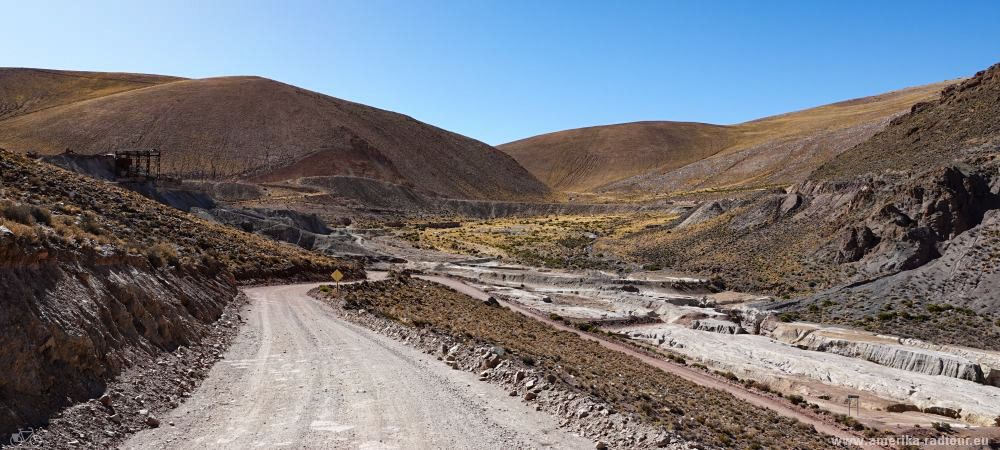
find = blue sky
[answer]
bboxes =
[4,1,999,145]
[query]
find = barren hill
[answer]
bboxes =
[0,71,549,201]
[500,82,951,193]
[0,68,180,120]
[498,121,732,192]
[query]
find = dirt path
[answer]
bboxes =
[122,282,591,450]
[417,275,878,449]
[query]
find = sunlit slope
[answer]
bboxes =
[0,71,549,201]
[501,81,953,194]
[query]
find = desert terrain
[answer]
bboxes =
[2,61,999,450]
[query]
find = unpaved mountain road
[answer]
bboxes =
[416,275,879,450]
[123,283,590,450]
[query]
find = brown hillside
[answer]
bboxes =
[0,72,549,201]
[499,121,732,192]
[501,82,951,193]
[0,68,180,120]
[814,63,1000,180]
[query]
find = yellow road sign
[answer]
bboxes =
[332,270,344,282]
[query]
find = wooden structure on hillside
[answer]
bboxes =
[114,149,161,180]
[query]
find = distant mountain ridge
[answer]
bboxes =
[0,68,549,201]
[500,81,954,193]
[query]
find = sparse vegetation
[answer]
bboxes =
[0,149,360,281]
[406,213,677,270]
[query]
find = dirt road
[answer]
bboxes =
[123,283,590,450]
[417,275,877,449]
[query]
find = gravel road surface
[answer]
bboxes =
[123,283,590,449]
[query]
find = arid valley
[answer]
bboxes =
[3,4,1000,449]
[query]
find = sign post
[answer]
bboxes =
[332,269,344,293]
[846,395,860,417]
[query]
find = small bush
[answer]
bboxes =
[715,371,739,382]
[29,206,52,226]
[778,312,800,322]
[548,312,563,321]
[146,242,180,268]
[81,211,103,235]
[931,422,952,433]
[834,414,865,431]
[1,201,34,225]
[788,394,806,406]
[926,303,954,313]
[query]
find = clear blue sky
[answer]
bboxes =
[4,1,999,145]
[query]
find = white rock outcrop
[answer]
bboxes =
[765,323,984,382]
[690,318,744,334]
[622,323,1000,426]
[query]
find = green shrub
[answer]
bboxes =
[788,394,806,406]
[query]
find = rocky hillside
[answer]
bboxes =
[603,63,1000,350]
[0,69,549,201]
[501,82,950,193]
[814,64,1000,179]
[0,148,359,437]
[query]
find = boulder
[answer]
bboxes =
[780,193,802,215]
